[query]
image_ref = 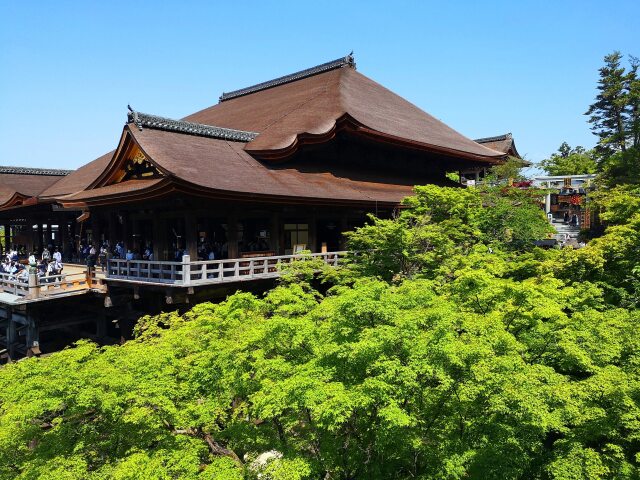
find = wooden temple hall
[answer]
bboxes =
[0,54,513,357]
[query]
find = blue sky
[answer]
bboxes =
[1,1,638,171]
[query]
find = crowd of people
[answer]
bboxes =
[78,240,156,272]
[0,245,63,282]
[196,241,228,261]
[0,237,244,282]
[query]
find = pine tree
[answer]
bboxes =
[585,52,630,155]
[627,56,640,149]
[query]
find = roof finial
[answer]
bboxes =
[346,51,356,69]
[126,105,142,131]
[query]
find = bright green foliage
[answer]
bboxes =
[599,147,640,186]
[590,184,640,225]
[540,143,598,175]
[488,155,527,180]
[0,185,638,479]
[346,185,552,281]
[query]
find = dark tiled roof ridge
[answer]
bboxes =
[127,109,258,142]
[474,133,513,143]
[0,166,72,176]
[219,53,356,103]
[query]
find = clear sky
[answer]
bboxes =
[0,1,638,171]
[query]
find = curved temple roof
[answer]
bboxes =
[188,60,505,162]
[4,54,510,210]
[474,133,520,158]
[0,167,71,210]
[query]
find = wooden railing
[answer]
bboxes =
[0,272,30,296]
[0,270,104,300]
[106,252,345,285]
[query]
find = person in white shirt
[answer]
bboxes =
[53,248,62,264]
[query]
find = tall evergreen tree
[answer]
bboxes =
[585,52,631,155]
[627,56,640,149]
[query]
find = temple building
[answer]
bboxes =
[0,54,517,357]
[0,54,508,261]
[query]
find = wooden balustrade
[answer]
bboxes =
[0,270,104,299]
[107,252,345,286]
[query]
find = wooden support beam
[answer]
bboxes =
[308,213,317,253]
[227,212,238,259]
[25,315,40,357]
[37,223,43,253]
[185,212,198,259]
[95,313,107,339]
[152,217,165,260]
[6,309,15,360]
[46,223,52,248]
[270,211,281,255]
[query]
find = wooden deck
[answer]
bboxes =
[106,251,345,286]
[0,265,106,305]
[0,252,345,305]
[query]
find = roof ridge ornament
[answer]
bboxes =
[219,52,356,103]
[0,166,72,176]
[126,108,258,142]
[474,133,513,144]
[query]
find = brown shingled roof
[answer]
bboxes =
[0,170,69,208]
[39,152,114,198]
[128,126,419,205]
[474,133,521,158]
[27,57,509,209]
[186,66,504,162]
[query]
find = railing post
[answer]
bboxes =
[28,273,40,299]
[182,255,191,286]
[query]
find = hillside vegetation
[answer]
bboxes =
[1,184,640,479]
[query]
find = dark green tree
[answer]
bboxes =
[540,142,597,175]
[586,52,632,155]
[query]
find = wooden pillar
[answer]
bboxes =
[6,309,15,360]
[36,223,43,253]
[185,212,198,259]
[269,211,281,255]
[308,214,317,253]
[95,311,107,340]
[25,314,40,357]
[152,217,162,260]
[59,219,67,256]
[46,223,52,248]
[339,215,349,250]
[227,213,238,259]
[91,212,101,247]
[3,223,9,254]
[108,213,117,249]
[122,214,129,252]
